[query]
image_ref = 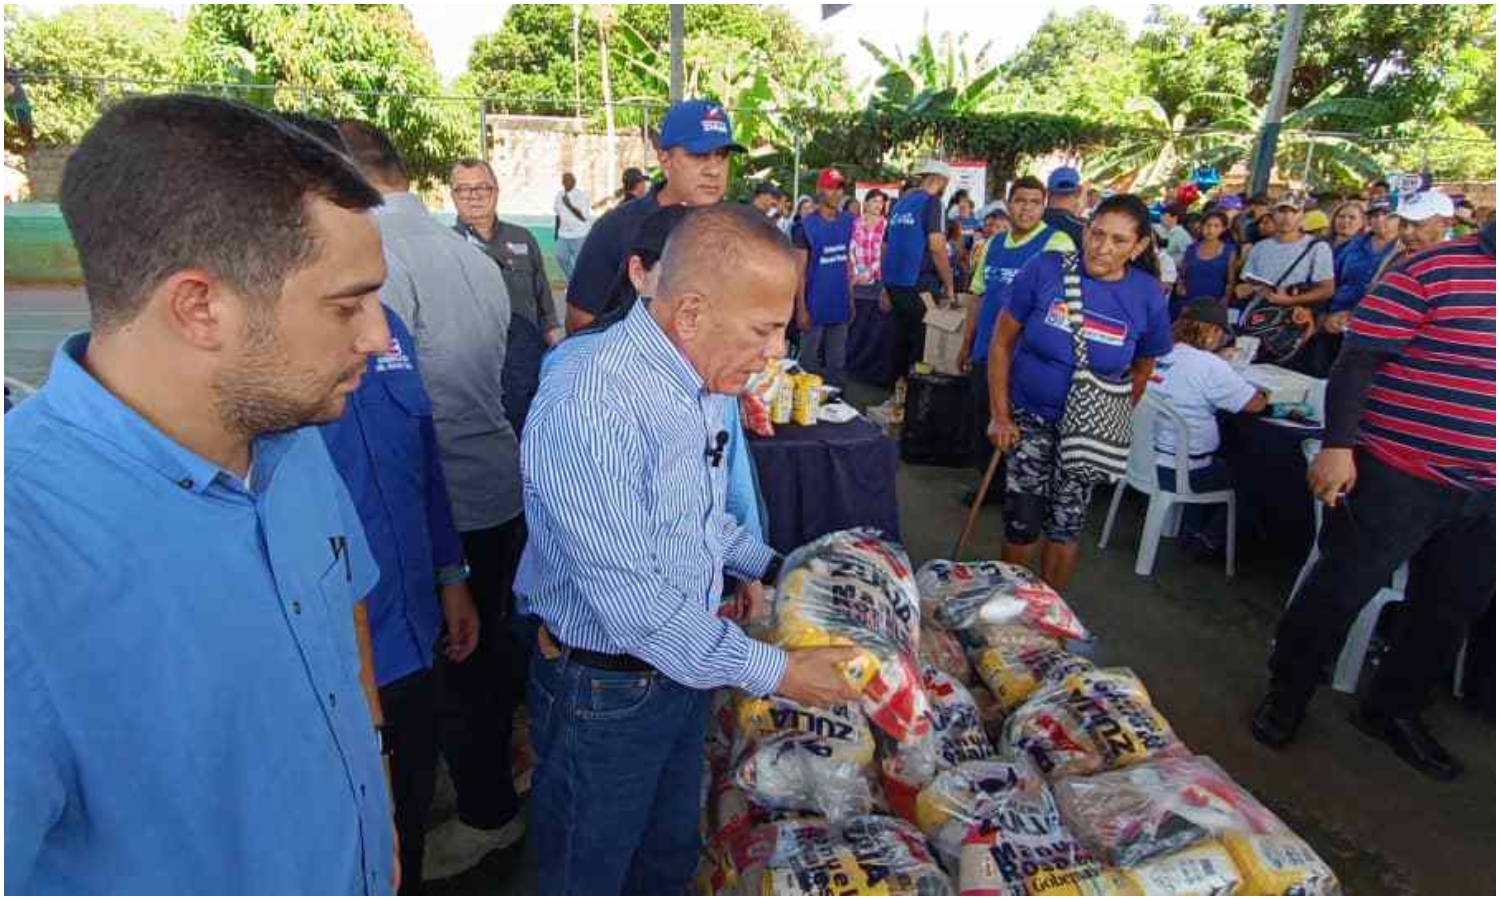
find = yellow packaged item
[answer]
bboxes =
[722,816,952,896]
[1223,830,1340,895]
[1004,669,1184,778]
[973,643,1094,715]
[793,374,823,426]
[771,376,795,425]
[1112,841,1242,895]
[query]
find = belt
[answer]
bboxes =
[540,625,655,673]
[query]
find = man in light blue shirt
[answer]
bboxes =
[515,205,861,894]
[5,95,397,894]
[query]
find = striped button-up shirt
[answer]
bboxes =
[515,301,787,696]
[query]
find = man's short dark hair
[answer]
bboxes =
[60,94,382,332]
[656,204,795,300]
[337,119,408,186]
[1009,176,1046,199]
[752,181,783,200]
[450,157,497,184]
[278,112,348,154]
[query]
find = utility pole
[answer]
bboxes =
[1250,4,1306,195]
[669,5,685,102]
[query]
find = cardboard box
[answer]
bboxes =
[920,292,970,376]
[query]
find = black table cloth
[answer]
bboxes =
[846,286,903,388]
[1218,412,1323,583]
[748,417,901,554]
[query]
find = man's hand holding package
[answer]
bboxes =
[776,647,864,708]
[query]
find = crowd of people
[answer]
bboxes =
[3,91,1492,898]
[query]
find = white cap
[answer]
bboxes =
[978,200,1007,219]
[915,159,954,181]
[1397,190,1455,222]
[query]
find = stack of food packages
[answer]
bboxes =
[744,360,830,435]
[697,532,1339,896]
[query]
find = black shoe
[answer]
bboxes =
[1350,710,1463,781]
[1183,532,1225,562]
[1250,687,1308,747]
[958,486,1003,508]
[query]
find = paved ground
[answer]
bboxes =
[7,283,1494,895]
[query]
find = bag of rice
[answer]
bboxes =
[1003,670,1185,778]
[916,559,1088,641]
[771,530,930,742]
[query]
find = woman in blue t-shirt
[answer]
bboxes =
[986,194,1173,588]
[1172,210,1237,319]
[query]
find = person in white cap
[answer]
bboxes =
[1396,189,1455,257]
[879,159,956,380]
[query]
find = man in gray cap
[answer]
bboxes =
[880,158,956,379]
[564,99,746,332]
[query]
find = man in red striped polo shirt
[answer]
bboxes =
[1252,221,1495,781]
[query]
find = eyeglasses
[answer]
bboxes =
[451,185,496,198]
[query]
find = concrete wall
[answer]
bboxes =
[483,114,653,219]
[18,146,71,202]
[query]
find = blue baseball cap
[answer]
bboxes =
[1047,166,1082,195]
[658,99,747,154]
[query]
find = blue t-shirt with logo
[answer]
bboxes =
[793,211,857,325]
[1005,252,1173,423]
[882,190,944,289]
[972,225,1065,364]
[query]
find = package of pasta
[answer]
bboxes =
[772,530,930,742]
[1003,669,1185,778]
[916,559,1088,641]
[913,760,1108,895]
[918,624,973,685]
[722,815,952,896]
[1108,840,1244,895]
[973,642,1095,716]
[1052,753,1337,893]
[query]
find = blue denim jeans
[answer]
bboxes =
[527,649,710,895]
[555,236,586,278]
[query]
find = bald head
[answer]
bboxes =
[656,204,795,302]
[650,204,798,394]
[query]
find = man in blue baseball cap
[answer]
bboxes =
[564,99,746,333]
[1043,165,1088,249]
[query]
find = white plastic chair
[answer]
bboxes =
[1099,393,1237,578]
[1288,438,1409,694]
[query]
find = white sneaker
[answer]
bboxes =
[422,815,525,881]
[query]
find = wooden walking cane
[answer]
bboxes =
[952,446,1004,559]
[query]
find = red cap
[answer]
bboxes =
[816,168,846,190]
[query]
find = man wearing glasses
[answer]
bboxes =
[451,158,562,433]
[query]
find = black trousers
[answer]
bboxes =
[1268,450,1496,716]
[886,284,928,381]
[381,668,439,894]
[436,518,529,828]
[968,359,1004,499]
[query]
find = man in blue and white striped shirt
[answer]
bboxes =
[515,205,860,894]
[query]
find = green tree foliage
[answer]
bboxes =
[464,4,850,123]
[859,24,1005,115]
[3,4,184,145]
[1200,4,1496,125]
[996,8,1144,120]
[177,4,476,185]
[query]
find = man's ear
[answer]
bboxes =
[156,270,234,351]
[673,291,708,341]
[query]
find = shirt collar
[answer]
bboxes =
[620,300,706,398]
[40,333,296,496]
[374,191,426,218]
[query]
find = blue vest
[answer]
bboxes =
[882,191,939,289]
[972,226,1058,363]
[802,211,857,325]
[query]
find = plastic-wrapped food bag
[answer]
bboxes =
[733,729,877,823]
[881,667,996,821]
[721,815,952,896]
[772,530,930,742]
[918,624,972,684]
[973,643,1095,716]
[1003,669,1185,778]
[1108,840,1244,895]
[916,559,1089,641]
[1053,755,1338,894]
[914,760,1109,895]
